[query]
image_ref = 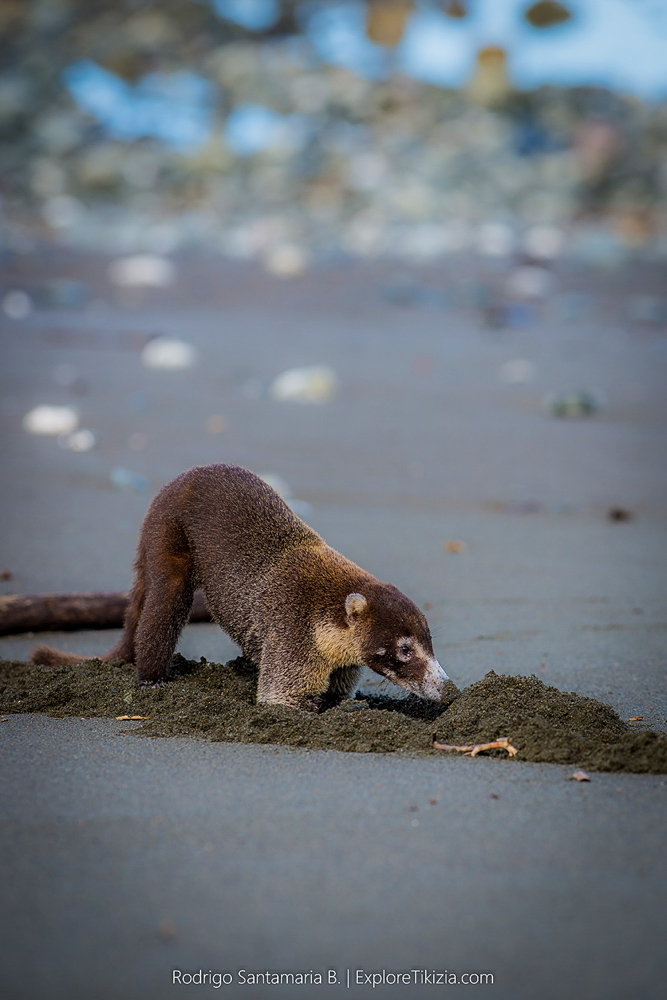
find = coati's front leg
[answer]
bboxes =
[319,665,362,710]
[256,643,338,713]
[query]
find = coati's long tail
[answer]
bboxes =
[30,644,91,666]
[30,543,147,669]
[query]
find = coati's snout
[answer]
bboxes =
[345,590,449,702]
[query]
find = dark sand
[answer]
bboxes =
[1,250,666,1000]
[2,655,665,773]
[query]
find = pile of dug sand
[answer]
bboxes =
[1,655,665,774]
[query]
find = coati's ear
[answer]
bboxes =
[345,593,368,618]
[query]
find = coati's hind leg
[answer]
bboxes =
[103,540,148,665]
[131,520,196,684]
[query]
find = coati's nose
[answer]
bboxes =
[421,658,450,701]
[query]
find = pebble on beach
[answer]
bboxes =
[270,366,338,404]
[140,337,198,371]
[22,405,79,436]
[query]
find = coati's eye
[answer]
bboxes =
[398,644,412,659]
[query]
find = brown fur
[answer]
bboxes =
[31,465,446,712]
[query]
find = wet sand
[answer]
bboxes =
[2,655,666,773]
[1,251,666,999]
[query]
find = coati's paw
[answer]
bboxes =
[257,690,325,713]
[302,694,327,713]
[285,695,325,713]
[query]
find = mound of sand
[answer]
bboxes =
[1,655,665,774]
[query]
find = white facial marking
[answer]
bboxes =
[419,657,450,701]
[384,641,450,702]
[393,654,449,701]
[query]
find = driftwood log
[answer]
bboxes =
[0,591,212,636]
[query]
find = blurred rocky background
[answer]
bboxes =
[1,0,666,269]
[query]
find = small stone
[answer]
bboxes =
[263,244,308,277]
[140,337,197,371]
[23,405,78,436]
[270,365,337,404]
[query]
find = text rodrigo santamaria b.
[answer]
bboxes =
[172,969,494,987]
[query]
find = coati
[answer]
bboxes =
[31,464,449,712]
